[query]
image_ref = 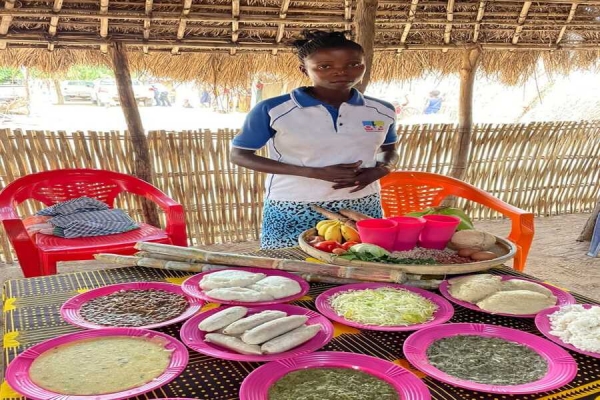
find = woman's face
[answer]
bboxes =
[300,47,366,90]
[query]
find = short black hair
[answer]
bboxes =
[291,30,364,62]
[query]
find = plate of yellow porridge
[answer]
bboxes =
[6,328,188,400]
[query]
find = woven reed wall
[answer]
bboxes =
[1,121,599,263]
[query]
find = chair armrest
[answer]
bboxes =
[118,179,188,246]
[0,206,38,258]
[453,186,534,271]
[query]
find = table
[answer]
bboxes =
[2,247,600,400]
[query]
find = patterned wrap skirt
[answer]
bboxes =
[260,193,383,249]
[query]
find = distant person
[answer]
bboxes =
[151,83,171,106]
[200,89,211,108]
[151,84,161,106]
[424,90,443,114]
[183,98,193,108]
[159,90,171,107]
[393,94,410,115]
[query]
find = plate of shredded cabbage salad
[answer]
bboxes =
[315,283,455,331]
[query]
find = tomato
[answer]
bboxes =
[341,241,360,250]
[313,240,342,253]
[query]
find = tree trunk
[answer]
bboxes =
[353,0,378,93]
[52,78,64,105]
[109,41,160,228]
[449,45,482,181]
[578,200,600,242]
[21,66,30,115]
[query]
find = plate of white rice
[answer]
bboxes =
[535,304,600,359]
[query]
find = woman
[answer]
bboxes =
[230,30,398,249]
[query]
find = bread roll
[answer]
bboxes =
[448,274,502,303]
[223,310,287,335]
[477,290,557,315]
[204,333,262,355]
[261,324,321,354]
[241,315,308,345]
[198,306,247,332]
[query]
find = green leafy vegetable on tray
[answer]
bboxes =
[338,244,437,265]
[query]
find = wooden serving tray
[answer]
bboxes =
[298,228,516,275]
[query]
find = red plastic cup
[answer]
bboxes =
[387,216,426,251]
[356,219,398,252]
[418,214,461,250]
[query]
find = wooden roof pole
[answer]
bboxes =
[47,0,63,51]
[473,1,486,42]
[397,0,419,55]
[0,0,15,50]
[449,45,481,180]
[110,42,159,227]
[443,0,455,52]
[172,0,192,55]
[272,0,291,55]
[344,0,352,32]
[231,0,240,55]
[143,0,153,54]
[556,3,579,44]
[354,0,378,93]
[100,0,109,53]
[512,1,532,44]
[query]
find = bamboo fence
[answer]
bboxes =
[1,120,599,263]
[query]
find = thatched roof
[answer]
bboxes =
[1,0,600,85]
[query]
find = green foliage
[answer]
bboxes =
[0,67,23,83]
[26,65,113,81]
[65,65,112,81]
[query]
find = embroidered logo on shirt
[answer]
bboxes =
[362,120,386,132]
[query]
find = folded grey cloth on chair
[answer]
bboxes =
[49,209,139,238]
[37,197,109,217]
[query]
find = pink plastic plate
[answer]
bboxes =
[180,303,334,362]
[239,351,431,400]
[439,275,576,318]
[5,328,189,400]
[181,267,310,306]
[61,281,204,330]
[404,323,577,394]
[535,304,600,359]
[315,282,454,331]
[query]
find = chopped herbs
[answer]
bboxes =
[268,368,399,400]
[339,253,437,265]
[426,335,548,385]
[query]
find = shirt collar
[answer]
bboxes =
[291,87,365,108]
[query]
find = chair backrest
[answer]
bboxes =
[380,171,484,216]
[0,169,140,209]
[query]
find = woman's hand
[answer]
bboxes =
[306,161,363,183]
[331,165,391,193]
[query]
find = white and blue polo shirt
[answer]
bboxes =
[232,87,397,202]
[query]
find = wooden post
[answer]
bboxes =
[578,200,600,242]
[109,41,160,227]
[354,0,378,93]
[449,45,481,180]
[52,78,64,105]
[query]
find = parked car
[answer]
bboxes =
[92,79,154,107]
[0,84,26,103]
[61,80,95,102]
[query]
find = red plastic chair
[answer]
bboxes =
[380,171,534,272]
[0,169,187,277]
